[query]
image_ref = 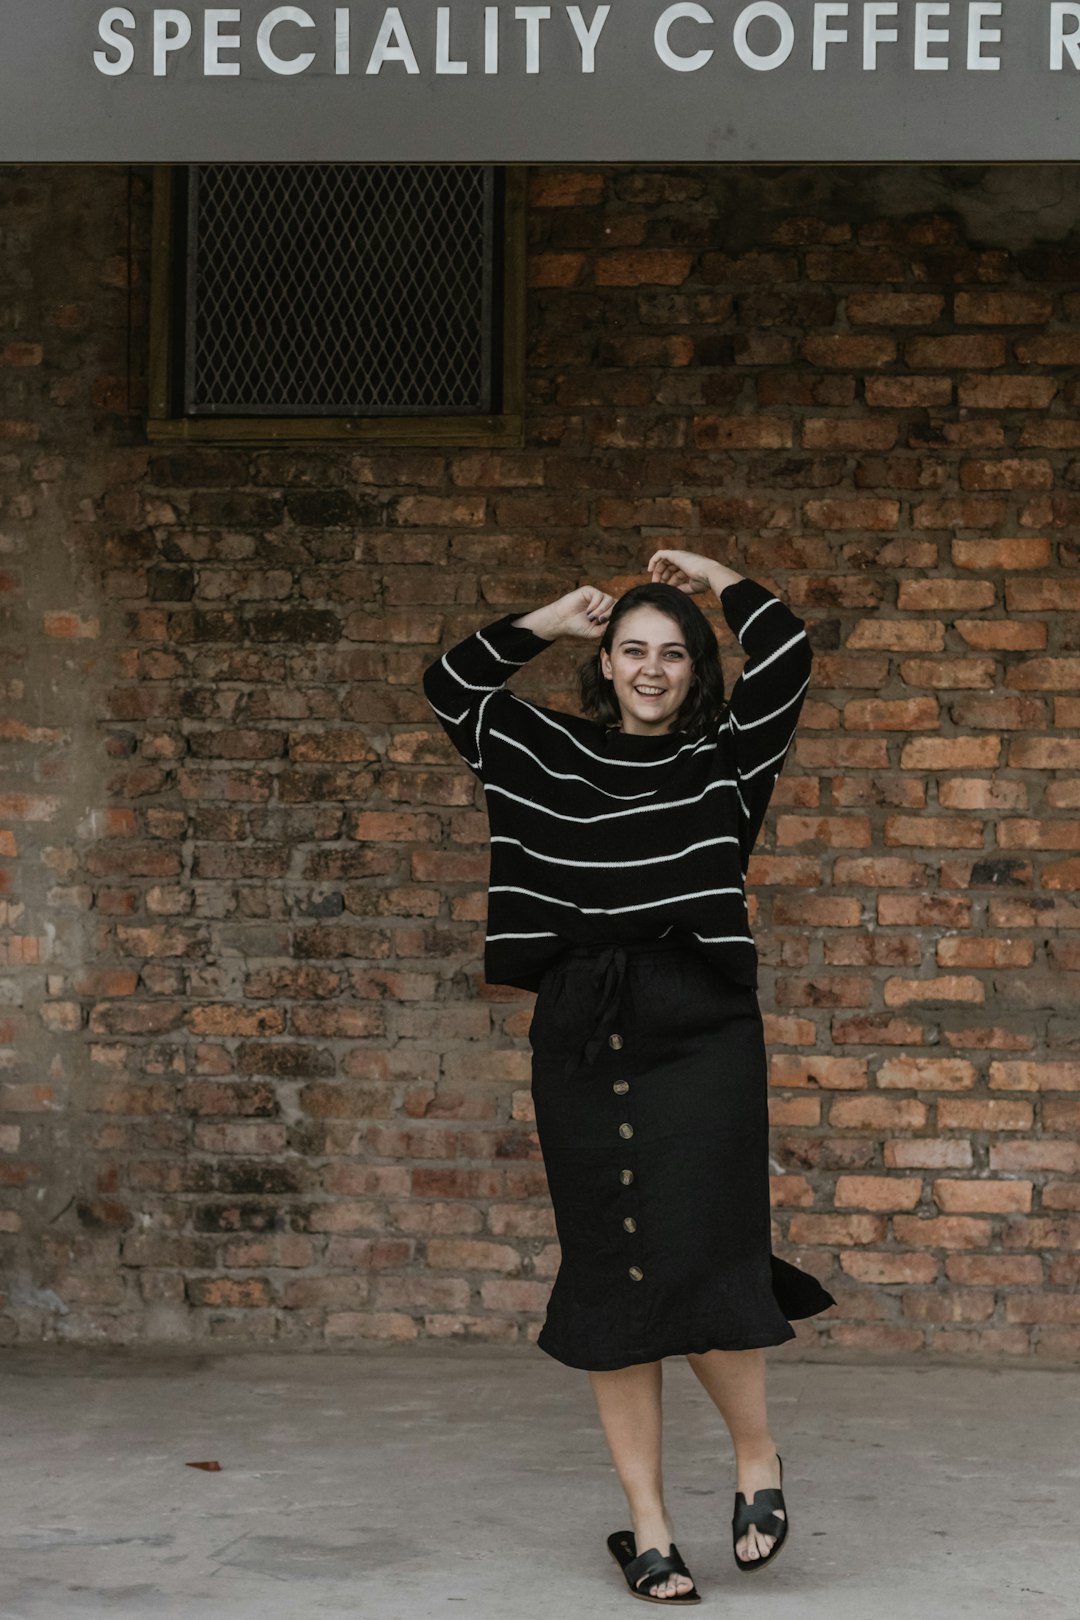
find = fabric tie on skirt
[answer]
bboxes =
[569,944,630,1077]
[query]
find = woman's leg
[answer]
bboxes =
[588,1359,695,1598]
[684,1347,783,1563]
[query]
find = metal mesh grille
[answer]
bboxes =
[183,165,495,417]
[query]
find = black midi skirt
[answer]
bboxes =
[528,936,835,1372]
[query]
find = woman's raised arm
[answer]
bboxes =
[717,574,813,861]
[422,585,612,779]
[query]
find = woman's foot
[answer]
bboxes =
[734,1444,785,1564]
[628,1506,695,1599]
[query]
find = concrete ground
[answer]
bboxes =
[0,1343,1073,1619]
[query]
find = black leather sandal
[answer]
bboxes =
[731,1452,789,1573]
[607,1530,702,1604]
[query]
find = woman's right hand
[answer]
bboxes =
[515,585,616,642]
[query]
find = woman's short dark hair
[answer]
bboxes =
[578,582,728,736]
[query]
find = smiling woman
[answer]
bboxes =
[92,3,612,77]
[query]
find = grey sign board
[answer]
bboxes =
[0,1,1078,161]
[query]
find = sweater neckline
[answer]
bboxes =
[602,723,688,757]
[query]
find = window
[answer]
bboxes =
[148,163,525,445]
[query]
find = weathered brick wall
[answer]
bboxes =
[1,163,1078,1355]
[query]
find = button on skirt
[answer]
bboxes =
[528,937,835,1372]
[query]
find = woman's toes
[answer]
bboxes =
[741,1527,775,1562]
[650,1574,691,1597]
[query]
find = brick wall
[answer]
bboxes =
[1,163,1078,1356]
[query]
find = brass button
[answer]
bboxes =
[618,1122,634,1139]
[628,1265,644,1281]
[623,1216,637,1233]
[612,1079,629,1095]
[620,1169,634,1185]
[609,1032,623,1049]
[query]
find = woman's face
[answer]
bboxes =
[599,605,694,735]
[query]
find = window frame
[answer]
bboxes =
[147,163,526,447]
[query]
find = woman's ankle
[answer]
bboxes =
[629,1499,672,1530]
[735,1436,778,1469]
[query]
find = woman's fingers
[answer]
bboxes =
[648,547,711,594]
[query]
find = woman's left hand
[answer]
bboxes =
[646,549,724,596]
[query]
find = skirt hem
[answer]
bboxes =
[535,1320,802,1373]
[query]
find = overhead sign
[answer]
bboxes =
[2,1,1079,160]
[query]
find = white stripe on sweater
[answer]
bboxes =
[490,728,678,800]
[491,833,739,868]
[486,777,733,823]
[489,885,747,916]
[739,628,809,681]
[486,930,561,941]
[730,673,811,734]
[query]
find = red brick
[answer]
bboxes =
[527,254,586,289]
[788,1213,887,1246]
[1014,335,1080,365]
[595,251,693,287]
[801,418,898,450]
[902,1290,996,1323]
[801,335,896,368]
[957,375,1057,409]
[804,499,899,531]
[692,416,792,449]
[835,1177,923,1212]
[528,172,605,207]
[892,1215,993,1249]
[865,376,953,408]
[906,335,1005,368]
[959,459,1053,491]
[937,1099,1034,1132]
[839,1250,938,1284]
[848,293,944,325]
[933,1179,1033,1214]
[829,1096,929,1130]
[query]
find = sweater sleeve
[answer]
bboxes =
[719,577,813,862]
[422,611,556,781]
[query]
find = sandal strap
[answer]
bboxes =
[625,1545,692,1592]
[732,1487,786,1541]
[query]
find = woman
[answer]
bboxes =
[422,548,835,1604]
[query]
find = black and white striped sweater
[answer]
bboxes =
[422,576,812,993]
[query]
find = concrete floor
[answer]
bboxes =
[0,1343,1074,1618]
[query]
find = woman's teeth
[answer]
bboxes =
[635,686,665,697]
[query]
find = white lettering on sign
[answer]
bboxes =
[567,5,610,72]
[914,1,950,69]
[257,6,316,73]
[89,4,1080,79]
[654,3,714,72]
[863,1,898,68]
[366,7,419,72]
[814,3,848,70]
[1051,2,1080,68]
[436,6,468,71]
[734,2,795,70]
[515,6,551,73]
[94,6,136,74]
[967,1,1000,67]
[204,8,241,74]
[154,8,192,73]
